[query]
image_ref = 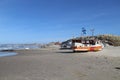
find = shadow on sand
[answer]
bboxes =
[56,50,88,54]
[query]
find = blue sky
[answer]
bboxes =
[0,0,120,43]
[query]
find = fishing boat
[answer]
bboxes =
[72,39,104,52]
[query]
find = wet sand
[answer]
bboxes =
[0,47,120,80]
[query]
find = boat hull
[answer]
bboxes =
[73,46,102,52]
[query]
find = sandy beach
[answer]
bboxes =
[0,47,120,80]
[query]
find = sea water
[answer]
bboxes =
[0,52,18,57]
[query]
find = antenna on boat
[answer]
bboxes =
[72,35,75,39]
[90,28,95,36]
